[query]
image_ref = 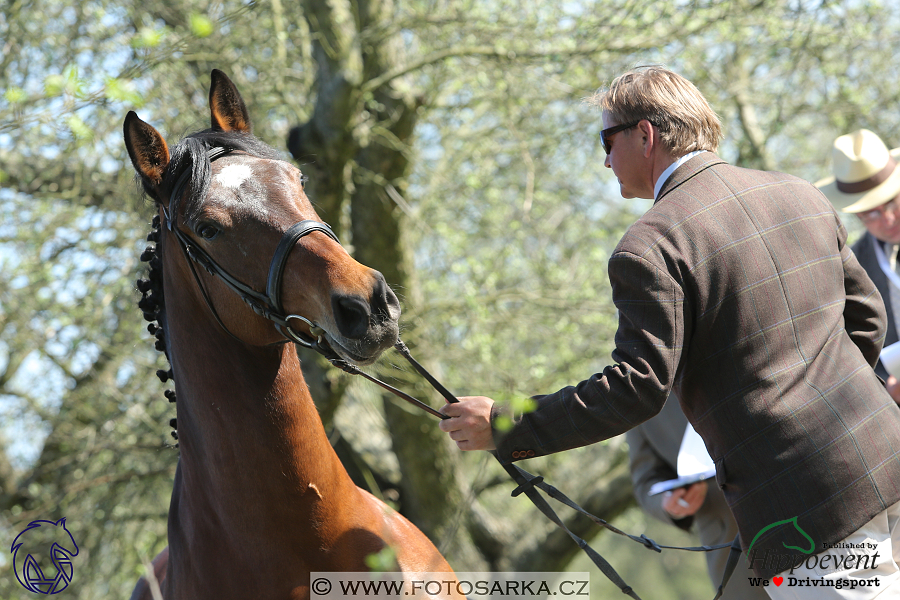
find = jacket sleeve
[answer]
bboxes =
[494,251,685,462]
[840,220,888,367]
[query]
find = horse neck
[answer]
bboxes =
[160,261,356,536]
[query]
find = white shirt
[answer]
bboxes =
[889,242,899,273]
[653,150,704,200]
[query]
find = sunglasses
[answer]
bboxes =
[857,198,900,224]
[599,120,657,155]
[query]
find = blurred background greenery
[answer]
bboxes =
[1,0,896,597]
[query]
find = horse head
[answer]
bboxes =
[123,70,400,364]
[123,71,462,600]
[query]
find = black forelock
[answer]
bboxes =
[162,129,285,224]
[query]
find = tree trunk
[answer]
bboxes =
[287,0,488,569]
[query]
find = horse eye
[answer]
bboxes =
[196,223,221,240]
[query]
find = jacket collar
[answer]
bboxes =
[655,152,727,204]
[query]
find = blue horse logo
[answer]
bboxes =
[11,518,79,594]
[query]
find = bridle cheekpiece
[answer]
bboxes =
[163,146,340,348]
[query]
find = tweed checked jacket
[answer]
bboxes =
[852,231,900,380]
[494,152,900,578]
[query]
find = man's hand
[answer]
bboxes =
[438,396,496,451]
[661,480,707,520]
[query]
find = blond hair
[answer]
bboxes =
[590,66,722,156]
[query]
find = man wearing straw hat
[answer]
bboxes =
[817,129,900,401]
[441,66,900,598]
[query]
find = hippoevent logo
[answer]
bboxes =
[11,518,79,594]
[747,516,815,555]
[746,516,882,591]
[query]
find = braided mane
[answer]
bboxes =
[134,129,283,444]
[136,214,178,441]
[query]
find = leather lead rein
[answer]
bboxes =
[362,343,740,600]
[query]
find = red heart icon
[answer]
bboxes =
[773,577,784,586]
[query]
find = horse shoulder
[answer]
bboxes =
[356,489,461,578]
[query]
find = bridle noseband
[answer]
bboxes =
[163,146,339,348]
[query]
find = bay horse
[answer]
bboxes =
[125,70,461,599]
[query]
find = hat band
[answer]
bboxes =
[836,156,898,194]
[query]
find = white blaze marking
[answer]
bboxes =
[215,164,253,189]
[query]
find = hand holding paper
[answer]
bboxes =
[648,423,716,496]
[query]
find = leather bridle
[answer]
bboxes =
[160,145,448,418]
[163,146,339,348]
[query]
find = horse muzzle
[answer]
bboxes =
[323,273,401,365]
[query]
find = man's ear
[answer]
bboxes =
[639,119,656,158]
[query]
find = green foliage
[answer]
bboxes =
[43,74,68,97]
[189,13,215,38]
[658,0,900,176]
[493,396,538,432]
[0,193,174,598]
[365,546,398,572]
[3,86,27,104]
[104,78,144,107]
[66,115,93,143]
[131,26,166,48]
[44,65,85,99]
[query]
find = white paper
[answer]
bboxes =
[648,471,716,496]
[647,422,717,496]
[881,341,900,378]
[676,422,715,477]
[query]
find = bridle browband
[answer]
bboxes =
[163,146,339,348]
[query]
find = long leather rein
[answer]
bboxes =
[165,146,742,600]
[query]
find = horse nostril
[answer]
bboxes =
[372,272,401,322]
[331,273,400,341]
[332,294,372,340]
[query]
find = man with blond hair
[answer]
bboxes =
[440,66,900,598]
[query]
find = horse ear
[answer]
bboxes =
[209,69,251,133]
[123,111,170,186]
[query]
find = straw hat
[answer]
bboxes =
[815,129,900,213]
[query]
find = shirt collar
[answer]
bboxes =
[654,150,704,200]
[883,239,899,271]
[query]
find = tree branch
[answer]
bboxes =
[361,11,728,94]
